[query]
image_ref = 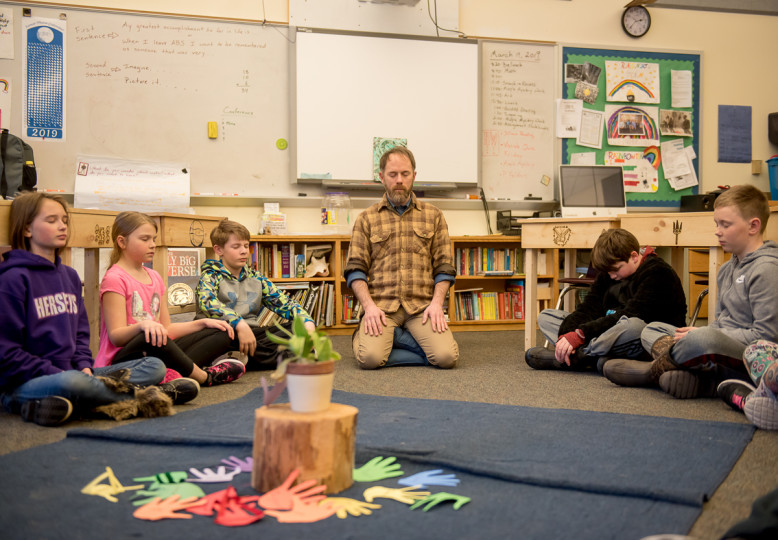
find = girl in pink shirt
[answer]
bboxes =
[98,212,245,387]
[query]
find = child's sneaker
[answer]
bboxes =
[161,368,183,384]
[717,379,756,411]
[20,396,73,426]
[744,379,778,430]
[203,358,246,386]
[212,351,249,367]
[159,377,200,405]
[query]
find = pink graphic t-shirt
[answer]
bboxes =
[95,264,165,367]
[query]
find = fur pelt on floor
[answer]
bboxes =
[92,369,174,421]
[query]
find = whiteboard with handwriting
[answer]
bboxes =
[0,6,294,197]
[481,41,556,201]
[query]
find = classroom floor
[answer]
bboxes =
[2,330,776,539]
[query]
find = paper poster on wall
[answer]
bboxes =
[372,137,407,182]
[23,17,66,141]
[605,61,660,104]
[659,109,693,137]
[74,156,190,212]
[576,109,604,149]
[671,70,692,108]
[556,98,583,138]
[0,77,10,129]
[604,150,658,193]
[0,8,14,59]
[604,105,659,147]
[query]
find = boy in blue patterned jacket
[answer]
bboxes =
[195,220,315,369]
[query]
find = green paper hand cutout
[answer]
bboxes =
[409,492,471,512]
[362,485,431,505]
[323,497,381,519]
[131,481,205,507]
[353,456,403,482]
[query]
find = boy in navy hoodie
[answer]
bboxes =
[0,193,186,426]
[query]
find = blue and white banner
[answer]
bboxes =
[23,17,66,141]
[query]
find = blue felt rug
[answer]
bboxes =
[0,389,754,539]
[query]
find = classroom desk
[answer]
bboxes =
[0,201,225,355]
[518,217,620,350]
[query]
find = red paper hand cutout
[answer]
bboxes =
[258,469,327,511]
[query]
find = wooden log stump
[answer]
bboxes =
[252,403,358,495]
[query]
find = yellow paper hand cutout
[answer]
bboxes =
[363,485,430,505]
[322,497,381,519]
[81,466,143,503]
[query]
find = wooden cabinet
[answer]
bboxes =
[687,248,731,320]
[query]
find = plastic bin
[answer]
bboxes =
[768,156,778,201]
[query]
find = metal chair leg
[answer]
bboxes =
[689,288,709,326]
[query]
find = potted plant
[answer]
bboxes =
[266,315,341,413]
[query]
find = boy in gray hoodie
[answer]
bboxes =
[605,184,778,399]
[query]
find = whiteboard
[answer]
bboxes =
[294,30,478,185]
[0,6,295,197]
[481,40,557,201]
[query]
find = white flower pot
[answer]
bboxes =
[285,361,335,413]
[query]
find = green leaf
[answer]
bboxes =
[292,315,308,337]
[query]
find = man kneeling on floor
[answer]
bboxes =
[525,228,687,373]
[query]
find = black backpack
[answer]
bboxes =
[0,129,37,199]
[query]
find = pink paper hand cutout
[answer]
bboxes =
[133,495,200,521]
[257,469,327,511]
[264,498,336,523]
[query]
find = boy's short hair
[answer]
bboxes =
[210,219,251,246]
[714,184,770,234]
[591,228,640,272]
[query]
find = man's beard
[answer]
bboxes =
[386,186,412,206]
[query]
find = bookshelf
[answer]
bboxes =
[249,234,559,335]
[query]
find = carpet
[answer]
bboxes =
[0,389,754,540]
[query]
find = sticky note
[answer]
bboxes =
[208,122,218,139]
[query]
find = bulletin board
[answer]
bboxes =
[561,46,702,208]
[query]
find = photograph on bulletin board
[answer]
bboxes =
[562,47,701,208]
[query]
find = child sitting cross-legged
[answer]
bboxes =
[195,219,316,369]
[0,193,178,426]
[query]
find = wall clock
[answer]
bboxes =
[622,5,651,38]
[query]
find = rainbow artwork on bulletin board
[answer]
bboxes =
[604,105,659,147]
[562,47,701,208]
[605,61,660,104]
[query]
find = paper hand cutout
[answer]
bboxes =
[398,469,461,488]
[258,469,327,511]
[353,456,403,482]
[265,498,336,523]
[133,495,200,521]
[133,471,188,489]
[261,376,287,406]
[81,466,143,503]
[182,486,265,526]
[323,497,381,519]
[363,485,430,505]
[221,456,253,473]
[409,492,471,512]
[131,482,206,507]
[187,466,242,483]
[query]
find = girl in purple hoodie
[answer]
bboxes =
[0,193,177,426]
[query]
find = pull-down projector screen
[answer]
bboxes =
[293,29,478,185]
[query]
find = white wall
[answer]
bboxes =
[29,0,778,235]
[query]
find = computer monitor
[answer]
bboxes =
[558,165,628,218]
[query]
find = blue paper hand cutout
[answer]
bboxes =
[398,469,460,488]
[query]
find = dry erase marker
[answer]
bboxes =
[193,192,215,196]
[217,193,239,196]
[44,189,65,192]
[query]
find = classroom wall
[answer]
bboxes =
[25,0,778,236]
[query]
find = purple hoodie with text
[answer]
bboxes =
[0,249,93,391]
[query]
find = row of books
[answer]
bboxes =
[250,242,332,279]
[455,247,524,276]
[255,282,336,327]
[454,289,525,322]
[341,294,363,324]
